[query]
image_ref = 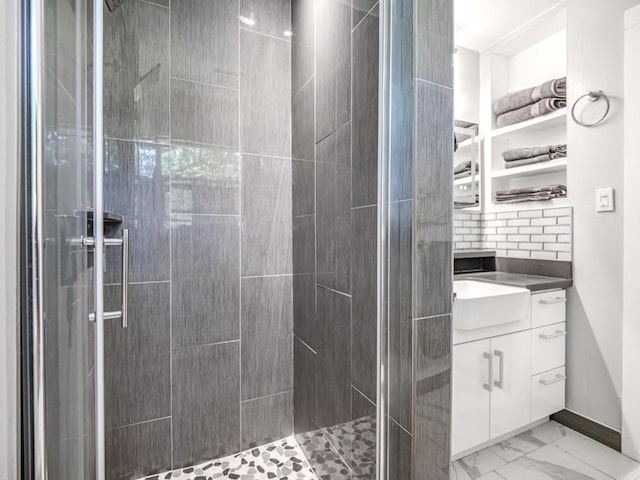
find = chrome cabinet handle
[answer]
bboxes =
[539,374,567,386]
[87,229,129,328]
[539,297,567,305]
[121,229,129,328]
[483,352,493,392]
[539,330,567,340]
[494,350,504,389]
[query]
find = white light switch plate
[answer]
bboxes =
[596,187,615,212]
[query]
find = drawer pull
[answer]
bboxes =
[539,297,567,305]
[494,350,505,389]
[539,374,567,386]
[539,330,568,340]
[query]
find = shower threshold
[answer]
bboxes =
[137,436,319,480]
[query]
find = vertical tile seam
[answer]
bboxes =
[312,0,319,430]
[238,0,243,451]
[168,0,174,469]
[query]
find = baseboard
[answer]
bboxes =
[551,409,621,452]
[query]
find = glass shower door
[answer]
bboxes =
[27,0,107,478]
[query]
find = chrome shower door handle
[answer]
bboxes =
[494,350,504,389]
[87,228,129,328]
[483,352,493,392]
[121,229,129,328]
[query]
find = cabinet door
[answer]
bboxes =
[452,339,491,456]
[490,331,532,439]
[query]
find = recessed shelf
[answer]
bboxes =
[491,158,567,179]
[490,108,567,139]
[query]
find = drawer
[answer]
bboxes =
[531,367,566,421]
[531,322,567,375]
[532,290,567,328]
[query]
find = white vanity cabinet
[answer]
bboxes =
[452,288,567,458]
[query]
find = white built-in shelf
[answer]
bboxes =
[454,176,479,186]
[456,136,483,151]
[490,108,567,139]
[491,157,567,179]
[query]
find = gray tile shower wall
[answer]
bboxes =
[103,1,293,477]
[291,0,379,477]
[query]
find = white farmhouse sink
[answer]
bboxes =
[453,280,530,331]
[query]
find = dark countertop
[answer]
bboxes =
[454,249,497,259]
[455,271,573,292]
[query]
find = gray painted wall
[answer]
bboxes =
[0,0,18,478]
[291,0,379,477]
[102,1,294,477]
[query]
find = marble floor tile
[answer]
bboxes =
[451,460,473,480]
[527,421,570,444]
[555,432,640,480]
[458,449,508,479]
[495,444,613,480]
[477,473,506,480]
[488,431,545,463]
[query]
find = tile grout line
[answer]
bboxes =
[168,0,174,469]
[238,0,243,451]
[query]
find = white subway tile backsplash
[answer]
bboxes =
[454,207,573,261]
[531,251,558,260]
[519,226,543,234]
[531,217,557,226]
[497,212,519,219]
[544,225,571,234]
[544,207,572,217]
[519,210,543,218]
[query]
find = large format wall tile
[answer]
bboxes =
[293,273,317,350]
[351,206,377,401]
[172,343,241,468]
[171,79,239,147]
[389,201,413,432]
[352,7,379,208]
[414,0,454,87]
[169,143,240,215]
[294,336,317,434]
[315,124,351,294]
[316,286,351,428]
[104,140,170,283]
[293,214,315,275]
[240,0,291,39]
[315,0,351,141]
[387,417,412,480]
[105,418,172,480]
[413,80,453,319]
[292,159,315,216]
[414,315,451,480]
[171,0,238,87]
[171,215,240,348]
[241,276,293,399]
[240,30,291,158]
[353,0,378,27]
[241,155,292,276]
[104,283,170,429]
[291,0,315,95]
[241,391,293,449]
[104,0,170,143]
[292,78,315,162]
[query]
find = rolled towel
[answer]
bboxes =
[504,153,565,169]
[502,144,567,162]
[494,77,567,116]
[496,98,566,128]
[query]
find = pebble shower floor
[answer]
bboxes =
[138,436,319,480]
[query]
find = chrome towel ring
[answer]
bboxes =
[571,90,610,127]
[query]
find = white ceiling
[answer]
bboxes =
[455,0,563,52]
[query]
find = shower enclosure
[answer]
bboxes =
[21,0,453,479]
